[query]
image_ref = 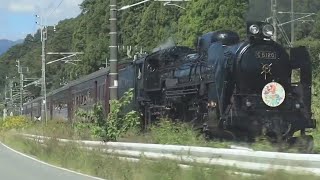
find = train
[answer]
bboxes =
[22,64,134,122]
[22,21,316,151]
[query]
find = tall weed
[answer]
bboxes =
[149,118,204,145]
[75,88,140,141]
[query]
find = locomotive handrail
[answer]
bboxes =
[21,133,320,176]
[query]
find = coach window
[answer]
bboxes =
[102,86,105,99]
[87,91,91,103]
[137,64,142,80]
[99,86,103,101]
[97,86,100,101]
[81,95,84,105]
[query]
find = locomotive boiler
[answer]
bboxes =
[135,21,316,150]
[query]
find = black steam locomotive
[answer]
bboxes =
[22,21,316,150]
[134,21,316,148]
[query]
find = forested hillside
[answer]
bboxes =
[1,0,320,110]
[0,39,23,55]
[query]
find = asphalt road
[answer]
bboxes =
[0,142,105,180]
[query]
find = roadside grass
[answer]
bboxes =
[122,118,320,153]
[311,130,320,153]
[21,119,100,141]
[13,117,319,153]
[0,133,247,180]
[1,132,319,180]
[20,119,246,149]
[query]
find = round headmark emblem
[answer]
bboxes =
[262,82,285,107]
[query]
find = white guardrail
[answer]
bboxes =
[21,133,320,176]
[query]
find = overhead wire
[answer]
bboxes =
[47,0,64,18]
[46,1,56,11]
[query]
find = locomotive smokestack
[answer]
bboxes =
[246,0,271,21]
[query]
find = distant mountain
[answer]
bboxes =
[0,39,23,55]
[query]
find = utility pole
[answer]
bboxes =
[291,0,294,45]
[36,14,48,124]
[109,0,118,101]
[4,76,7,105]
[9,79,13,115]
[16,60,24,115]
[3,76,8,120]
[271,0,278,42]
[42,26,48,124]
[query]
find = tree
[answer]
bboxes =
[176,0,249,47]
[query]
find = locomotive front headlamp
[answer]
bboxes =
[262,24,274,37]
[249,24,260,35]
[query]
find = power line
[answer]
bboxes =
[47,0,64,17]
[46,1,56,11]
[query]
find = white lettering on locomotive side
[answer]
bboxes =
[255,51,277,59]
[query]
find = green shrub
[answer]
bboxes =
[149,118,204,145]
[75,88,141,141]
[0,116,30,130]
